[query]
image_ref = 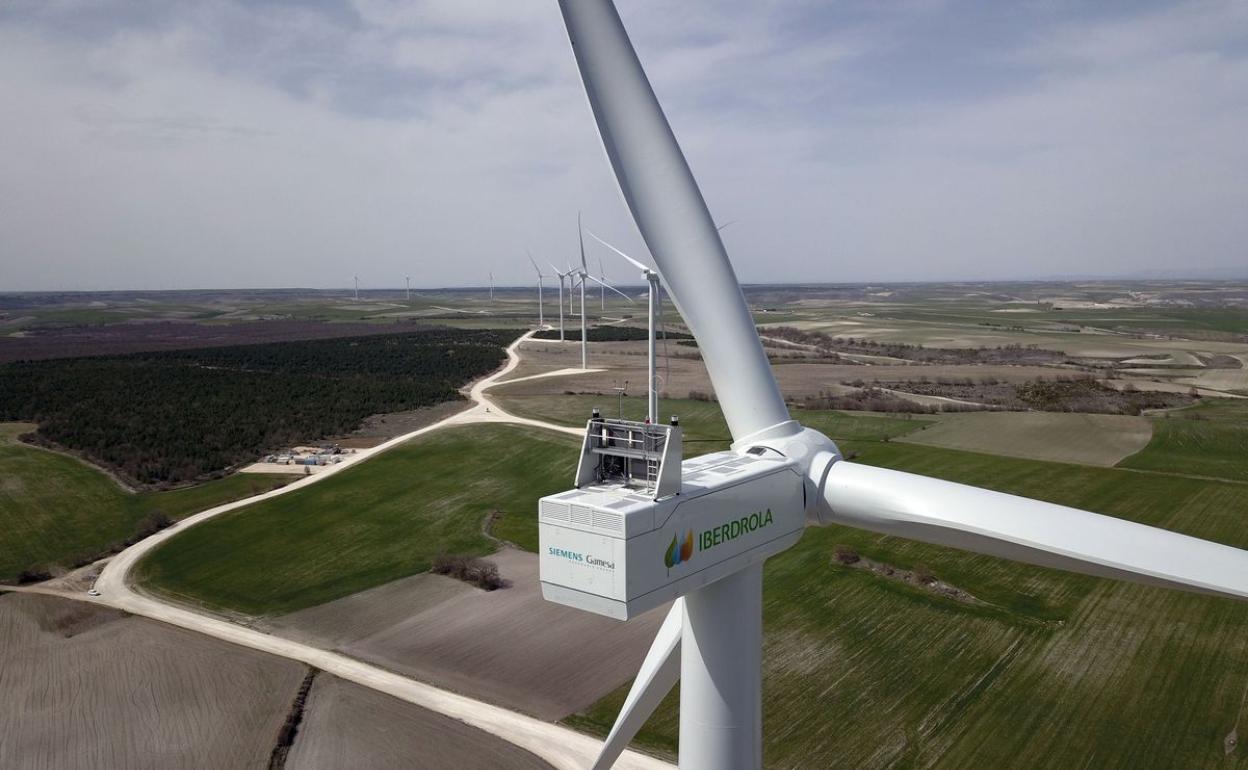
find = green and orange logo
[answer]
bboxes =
[664,529,695,569]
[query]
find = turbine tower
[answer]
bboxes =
[353,274,359,302]
[405,275,411,301]
[599,256,607,310]
[527,252,546,328]
[577,213,589,369]
[489,272,495,302]
[548,261,573,342]
[575,214,634,370]
[589,231,660,424]
[542,4,1248,770]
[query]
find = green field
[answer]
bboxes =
[135,424,580,615]
[133,397,1248,767]
[0,423,296,582]
[492,393,931,452]
[1119,399,1248,482]
[570,440,1248,769]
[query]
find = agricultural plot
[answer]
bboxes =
[571,441,1248,769]
[287,674,552,770]
[271,548,669,721]
[490,393,930,452]
[1119,399,1248,482]
[898,412,1152,467]
[135,424,581,615]
[0,593,305,769]
[0,422,295,582]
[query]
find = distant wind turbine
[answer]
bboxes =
[353,275,359,302]
[589,230,660,423]
[548,260,574,342]
[405,275,411,301]
[527,252,547,328]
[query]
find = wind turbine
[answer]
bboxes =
[544,4,1248,770]
[489,271,495,302]
[353,274,359,302]
[527,252,546,328]
[588,230,660,424]
[599,256,607,310]
[577,214,588,369]
[405,275,411,301]
[576,212,635,370]
[547,260,574,342]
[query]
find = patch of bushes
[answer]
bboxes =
[533,326,691,342]
[0,327,517,485]
[432,554,507,590]
[16,567,52,584]
[763,326,1069,365]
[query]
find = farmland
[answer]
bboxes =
[135,424,580,615]
[1120,399,1248,482]
[569,440,1248,769]
[0,592,305,769]
[0,422,295,583]
[7,281,1248,769]
[135,391,1248,768]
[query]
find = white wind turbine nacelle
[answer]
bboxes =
[548,3,1248,770]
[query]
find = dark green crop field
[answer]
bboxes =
[1120,399,1248,482]
[135,424,580,615]
[0,423,295,582]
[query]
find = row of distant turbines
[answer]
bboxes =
[524,214,665,423]
[347,215,666,418]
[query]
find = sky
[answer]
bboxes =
[1,0,1246,291]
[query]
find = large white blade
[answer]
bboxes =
[821,462,1248,601]
[586,273,635,303]
[559,0,791,442]
[579,211,589,273]
[586,229,653,275]
[592,600,683,770]
[528,252,544,277]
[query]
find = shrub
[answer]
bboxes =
[833,545,860,565]
[16,567,53,584]
[432,554,507,590]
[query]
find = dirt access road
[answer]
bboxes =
[5,331,671,770]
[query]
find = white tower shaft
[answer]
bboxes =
[558,276,565,341]
[647,273,659,424]
[580,275,588,369]
[680,565,762,770]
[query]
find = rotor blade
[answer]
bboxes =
[559,0,791,443]
[579,211,589,272]
[528,251,543,276]
[592,600,683,770]
[586,229,652,274]
[586,273,635,303]
[821,462,1248,601]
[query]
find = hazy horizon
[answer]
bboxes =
[2,0,1246,292]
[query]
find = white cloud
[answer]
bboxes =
[0,0,1244,291]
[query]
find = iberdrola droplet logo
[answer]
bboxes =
[664,529,695,569]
